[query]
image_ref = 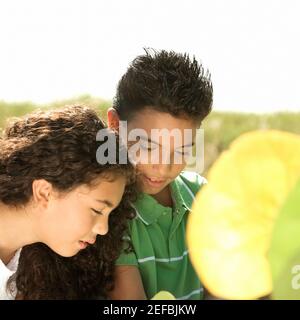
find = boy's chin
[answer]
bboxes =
[140,183,167,195]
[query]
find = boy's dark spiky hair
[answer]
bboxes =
[113,48,213,122]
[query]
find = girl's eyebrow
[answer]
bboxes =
[97,200,114,208]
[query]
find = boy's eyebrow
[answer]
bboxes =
[139,136,195,148]
[140,136,160,146]
[180,142,195,148]
[97,200,114,208]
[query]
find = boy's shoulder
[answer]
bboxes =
[177,171,207,196]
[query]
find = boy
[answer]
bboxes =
[107,49,213,299]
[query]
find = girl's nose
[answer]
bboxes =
[93,216,109,236]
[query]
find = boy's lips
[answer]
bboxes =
[142,175,167,188]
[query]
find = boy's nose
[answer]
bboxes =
[93,216,109,236]
[154,163,172,176]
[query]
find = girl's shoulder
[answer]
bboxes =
[0,249,21,300]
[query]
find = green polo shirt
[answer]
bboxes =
[116,171,207,300]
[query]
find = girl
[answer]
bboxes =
[0,105,136,299]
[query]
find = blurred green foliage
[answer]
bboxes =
[269,179,300,300]
[202,111,300,174]
[1,96,299,174]
[0,95,110,129]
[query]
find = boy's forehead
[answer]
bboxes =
[124,107,199,148]
[127,107,199,132]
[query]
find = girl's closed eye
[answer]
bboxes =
[92,208,104,215]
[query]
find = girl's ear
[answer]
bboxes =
[107,107,120,131]
[32,179,53,207]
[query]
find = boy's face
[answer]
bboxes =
[111,107,199,195]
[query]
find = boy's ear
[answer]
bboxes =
[32,179,53,207]
[107,107,120,131]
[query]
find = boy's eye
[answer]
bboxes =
[175,150,187,155]
[175,148,192,156]
[140,142,158,151]
[92,208,103,215]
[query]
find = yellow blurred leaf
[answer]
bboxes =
[187,130,300,299]
[151,291,176,300]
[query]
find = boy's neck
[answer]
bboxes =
[151,185,173,208]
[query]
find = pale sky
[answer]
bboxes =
[0,0,299,113]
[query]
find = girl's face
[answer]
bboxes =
[37,175,126,257]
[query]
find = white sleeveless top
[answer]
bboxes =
[0,249,21,300]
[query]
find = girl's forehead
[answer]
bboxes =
[76,175,126,194]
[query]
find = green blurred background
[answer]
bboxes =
[1,95,300,175]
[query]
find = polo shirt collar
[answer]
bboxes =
[133,192,169,225]
[170,175,194,212]
[132,174,194,225]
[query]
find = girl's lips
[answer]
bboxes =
[143,175,166,188]
[78,240,89,249]
[87,239,96,245]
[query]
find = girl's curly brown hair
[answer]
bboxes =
[1,105,137,299]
